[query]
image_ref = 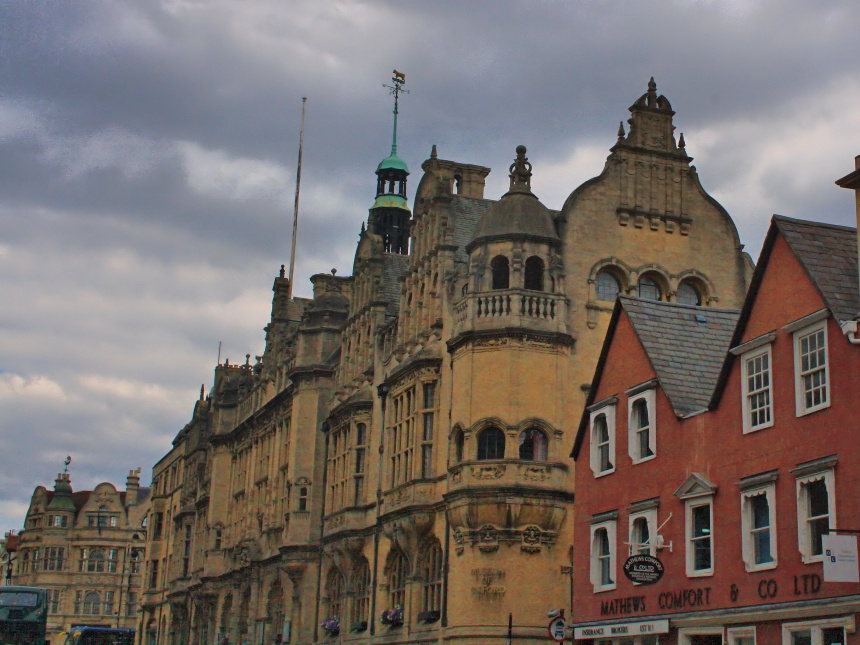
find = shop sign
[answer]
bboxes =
[822,534,859,583]
[623,554,664,585]
[574,619,669,639]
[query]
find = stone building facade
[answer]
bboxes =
[143,79,753,645]
[10,471,150,642]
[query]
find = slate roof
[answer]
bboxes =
[449,196,493,265]
[381,253,409,320]
[620,295,740,417]
[773,216,859,323]
[447,195,561,265]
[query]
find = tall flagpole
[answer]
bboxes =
[288,97,307,300]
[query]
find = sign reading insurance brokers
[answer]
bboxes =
[623,554,664,585]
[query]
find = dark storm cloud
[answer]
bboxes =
[0,0,858,531]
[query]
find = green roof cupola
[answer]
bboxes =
[369,70,412,254]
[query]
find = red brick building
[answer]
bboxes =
[570,208,860,645]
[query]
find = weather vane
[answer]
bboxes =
[64,455,71,473]
[383,70,408,154]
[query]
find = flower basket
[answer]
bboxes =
[320,616,340,637]
[380,604,404,627]
[417,610,441,623]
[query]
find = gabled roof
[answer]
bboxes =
[711,215,858,407]
[621,297,740,417]
[773,216,859,324]
[572,296,739,458]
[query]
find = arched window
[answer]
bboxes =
[491,256,510,290]
[477,427,505,460]
[220,593,233,639]
[524,256,544,291]
[596,270,621,302]
[593,415,613,472]
[422,542,443,617]
[631,517,651,555]
[325,568,345,620]
[677,281,702,306]
[388,550,408,608]
[237,588,251,639]
[352,558,371,628]
[267,581,285,643]
[631,399,653,460]
[83,592,100,615]
[518,428,548,461]
[593,528,613,586]
[638,276,662,301]
[87,549,105,573]
[453,429,464,463]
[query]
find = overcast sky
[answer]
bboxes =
[1,0,858,533]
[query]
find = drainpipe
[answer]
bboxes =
[840,320,860,345]
[313,423,331,643]
[370,383,389,637]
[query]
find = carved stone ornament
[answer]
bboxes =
[521,465,551,481]
[472,464,505,480]
[478,525,499,553]
[521,525,542,553]
[452,527,465,556]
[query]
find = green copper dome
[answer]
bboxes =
[377,152,409,174]
[371,193,410,211]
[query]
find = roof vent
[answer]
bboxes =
[695,314,707,325]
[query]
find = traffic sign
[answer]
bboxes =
[548,616,567,642]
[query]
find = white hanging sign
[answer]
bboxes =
[822,534,859,583]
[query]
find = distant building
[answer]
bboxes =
[11,470,150,642]
[142,78,753,644]
[571,193,860,641]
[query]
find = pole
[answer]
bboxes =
[506,612,512,645]
[287,97,307,300]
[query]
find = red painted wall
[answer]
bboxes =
[573,229,860,626]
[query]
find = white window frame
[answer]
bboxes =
[590,519,617,592]
[727,626,756,645]
[678,627,723,645]
[589,401,616,478]
[685,496,714,577]
[740,484,777,571]
[795,468,836,563]
[628,387,656,463]
[792,319,830,417]
[782,617,852,645]
[628,507,658,556]
[741,344,774,433]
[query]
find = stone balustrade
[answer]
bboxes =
[453,289,569,335]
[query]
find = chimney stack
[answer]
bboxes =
[126,468,141,506]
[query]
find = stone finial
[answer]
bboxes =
[647,77,657,107]
[678,133,686,149]
[245,354,251,366]
[508,145,533,193]
[617,121,626,141]
[431,144,437,159]
[279,264,285,278]
[200,384,205,400]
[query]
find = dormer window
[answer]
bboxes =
[491,256,510,290]
[524,256,544,291]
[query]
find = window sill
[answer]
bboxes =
[796,401,831,418]
[801,553,824,564]
[592,583,617,593]
[745,561,777,572]
[630,454,656,465]
[742,421,774,434]
[686,569,714,578]
[593,469,616,478]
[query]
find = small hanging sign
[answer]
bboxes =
[623,554,664,585]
